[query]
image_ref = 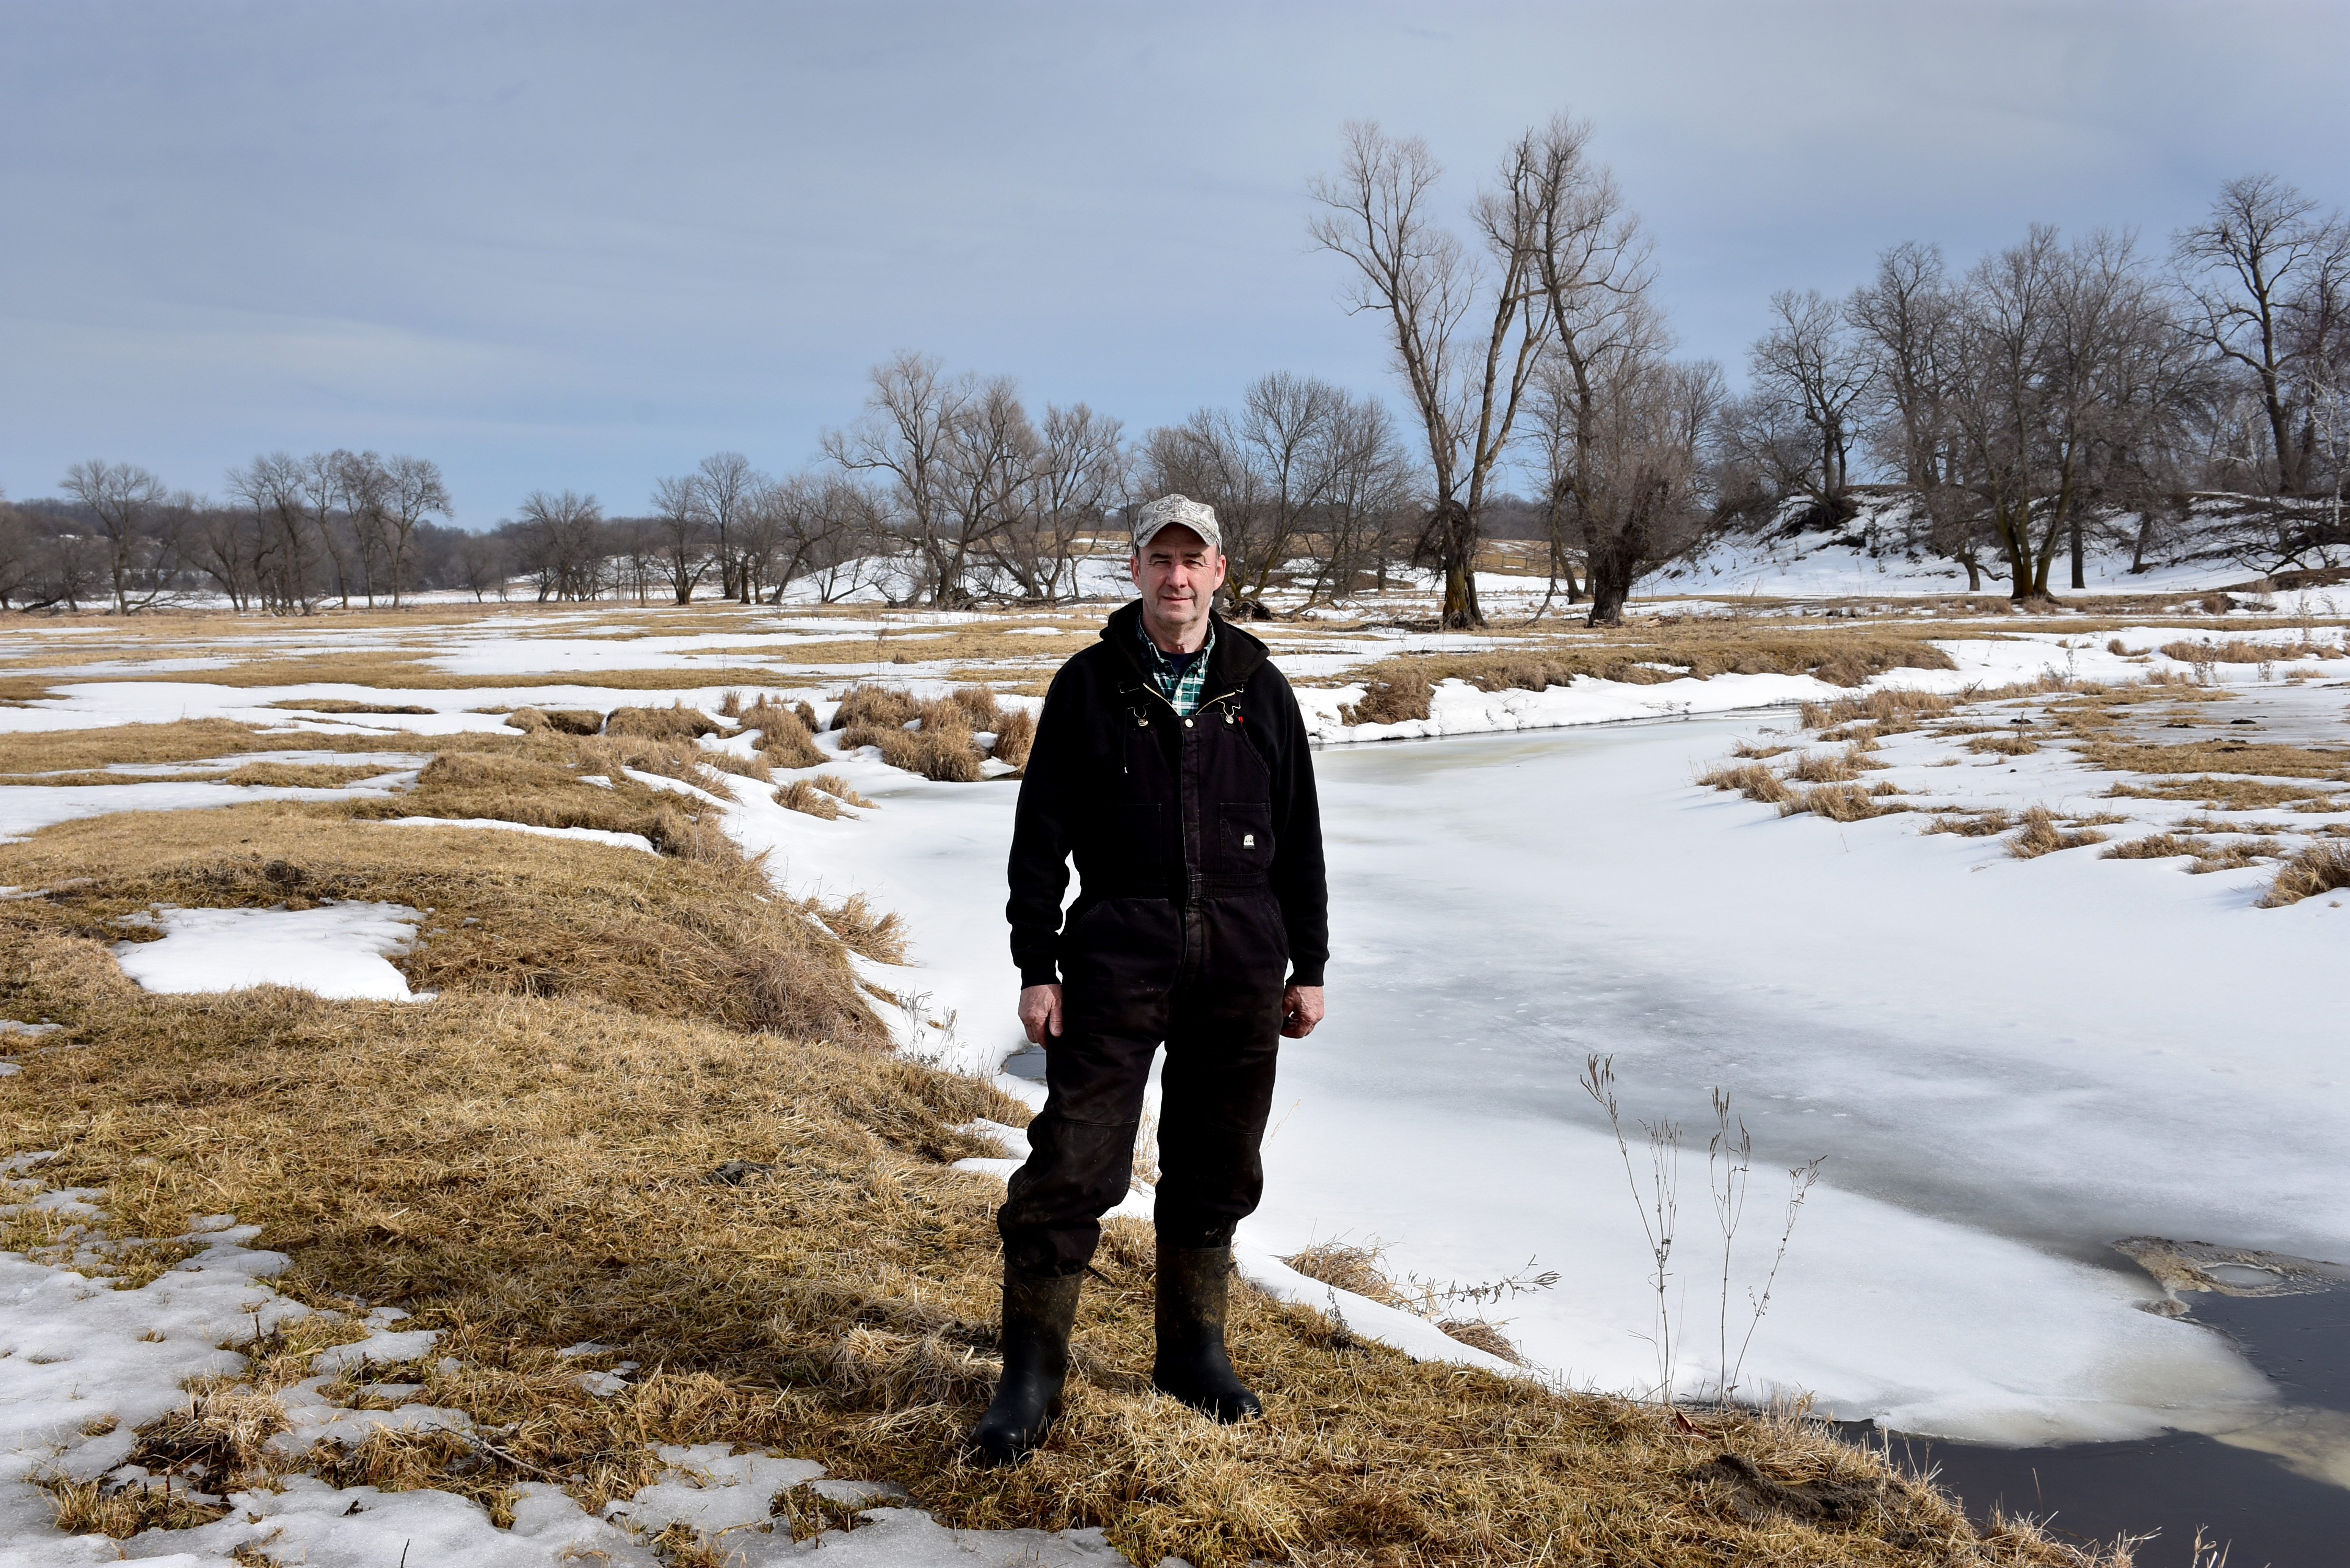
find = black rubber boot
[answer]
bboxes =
[969,1267,1083,1466]
[1151,1245,1262,1422]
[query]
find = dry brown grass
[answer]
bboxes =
[2260,842,2350,906]
[0,913,2100,1566]
[1781,783,1906,822]
[508,705,606,735]
[2078,739,2349,781]
[1964,732,2041,757]
[2102,776,2345,811]
[218,761,401,788]
[1731,738,1792,759]
[817,893,909,965]
[0,718,429,776]
[1697,762,1793,805]
[262,697,438,716]
[2102,833,2206,861]
[0,790,2110,1565]
[2007,806,2110,859]
[2156,637,2343,664]
[830,685,1010,783]
[1922,810,2017,838]
[1798,689,1956,734]
[1339,672,1435,725]
[993,708,1036,769]
[605,702,721,743]
[776,779,842,818]
[0,801,881,1047]
[742,697,826,770]
[813,772,873,809]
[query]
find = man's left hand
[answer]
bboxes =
[1281,984,1326,1039]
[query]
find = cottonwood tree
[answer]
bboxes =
[1507,116,1717,626]
[1311,119,1568,628]
[2173,174,2350,496]
[59,459,181,613]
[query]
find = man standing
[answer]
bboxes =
[974,494,1328,1465]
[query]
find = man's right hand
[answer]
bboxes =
[1019,983,1064,1047]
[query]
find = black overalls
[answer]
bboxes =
[998,602,1328,1277]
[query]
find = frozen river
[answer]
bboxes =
[787,709,2344,1458]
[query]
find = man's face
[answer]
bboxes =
[1130,525,1226,644]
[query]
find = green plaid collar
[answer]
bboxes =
[1135,614,1215,717]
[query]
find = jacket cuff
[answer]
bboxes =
[1019,964,1062,988]
[1287,963,1326,987]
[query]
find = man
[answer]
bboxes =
[973,493,1328,1465]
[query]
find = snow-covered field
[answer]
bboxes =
[1,599,2345,1558]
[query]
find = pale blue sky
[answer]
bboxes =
[4,1,2344,522]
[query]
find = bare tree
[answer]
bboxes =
[58,459,179,613]
[0,492,33,610]
[649,473,711,604]
[2173,174,2350,495]
[453,530,507,602]
[1310,119,1561,627]
[986,402,1126,602]
[1737,290,1872,523]
[514,490,606,601]
[226,453,319,613]
[824,353,969,606]
[382,455,451,606]
[694,452,763,601]
[937,377,1040,601]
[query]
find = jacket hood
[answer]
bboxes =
[1101,599,1269,691]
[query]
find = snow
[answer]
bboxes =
[0,780,402,844]
[0,1184,1158,1566]
[111,904,429,1002]
[377,816,659,854]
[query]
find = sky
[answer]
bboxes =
[4,0,2346,525]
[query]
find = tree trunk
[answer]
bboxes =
[1584,537,1634,627]
[2069,515,2086,590]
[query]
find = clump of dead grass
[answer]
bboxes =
[508,705,606,735]
[830,685,1002,783]
[813,772,873,808]
[1964,732,2040,757]
[992,708,1036,769]
[2104,776,2344,812]
[1796,688,1955,733]
[1922,809,2015,838]
[263,697,437,716]
[1781,782,1906,821]
[2260,841,2350,906]
[1730,737,1790,759]
[776,779,842,818]
[2007,805,2110,859]
[742,696,827,770]
[2157,637,2342,664]
[1697,762,1792,804]
[1339,671,1435,726]
[605,702,721,743]
[39,1473,230,1538]
[2103,833,2206,861]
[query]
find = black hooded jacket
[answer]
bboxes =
[1006,601,1328,989]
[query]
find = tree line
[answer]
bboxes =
[1723,174,2348,598]
[7,130,2340,625]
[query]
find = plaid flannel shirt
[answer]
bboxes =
[1136,616,1215,717]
